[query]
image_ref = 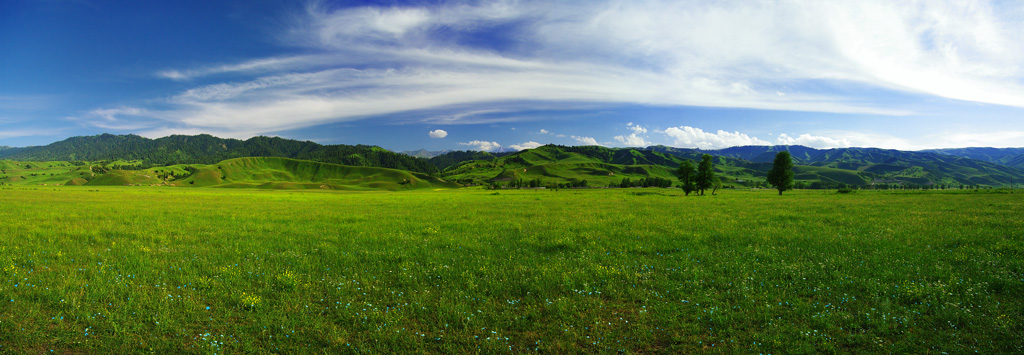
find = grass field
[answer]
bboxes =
[1,187,1022,353]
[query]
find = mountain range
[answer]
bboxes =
[433,144,1024,188]
[2,134,1024,189]
[0,133,437,174]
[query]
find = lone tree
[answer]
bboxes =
[696,154,715,196]
[677,160,696,196]
[767,151,794,195]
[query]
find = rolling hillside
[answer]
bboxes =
[440,144,1024,188]
[0,157,457,190]
[178,157,455,190]
[4,134,1024,189]
[441,145,758,187]
[0,134,438,174]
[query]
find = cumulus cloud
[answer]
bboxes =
[459,140,501,151]
[627,123,648,134]
[663,126,772,149]
[776,133,851,148]
[428,129,448,138]
[572,135,599,146]
[510,141,543,150]
[539,129,550,134]
[614,133,648,147]
[662,126,866,149]
[615,122,650,146]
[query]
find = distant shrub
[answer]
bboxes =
[837,187,855,194]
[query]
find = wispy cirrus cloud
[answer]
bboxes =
[0,95,53,111]
[79,0,1024,140]
[155,55,318,81]
[0,128,68,140]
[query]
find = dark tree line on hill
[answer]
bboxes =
[7,135,1024,189]
[427,151,501,170]
[616,176,673,188]
[488,177,592,190]
[0,134,438,175]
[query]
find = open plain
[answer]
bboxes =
[1,187,1021,353]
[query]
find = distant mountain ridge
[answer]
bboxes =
[438,144,1024,188]
[0,134,438,174]
[924,147,1024,169]
[401,149,450,159]
[4,134,1024,188]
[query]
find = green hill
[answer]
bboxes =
[427,150,500,170]
[177,157,456,190]
[440,144,1024,188]
[5,134,1024,189]
[441,145,745,187]
[0,157,457,190]
[656,145,1024,187]
[0,134,438,174]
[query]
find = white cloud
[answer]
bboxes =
[459,140,501,151]
[155,56,316,80]
[629,124,648,134]
[614,133,648,147]
[0,128,67,139]
[428,129,448,138]
[90,106,146,121]
[803,130,921,150]
[539,129,550,134]
[81,1,1024,141]
[571,135,599,146]
[616,122,649,146]
[510,141,543,150]
[776,133,851,148]
[926,131,1024,149]
[75,106,160,130]
[663,126,772,149]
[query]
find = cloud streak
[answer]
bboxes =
[79,0,1024,139]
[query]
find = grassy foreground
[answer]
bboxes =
[1,187,1022,353]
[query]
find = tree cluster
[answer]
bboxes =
[677,154,719,196]
[617,176,673,188]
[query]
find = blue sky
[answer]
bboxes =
[2,0,1023,152]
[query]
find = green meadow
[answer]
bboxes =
[1,187,1022,353]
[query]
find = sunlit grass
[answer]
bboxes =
[0,186,1021,353]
